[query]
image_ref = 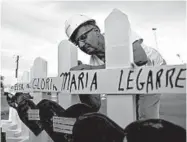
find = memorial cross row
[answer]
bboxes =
[13,64,186,94]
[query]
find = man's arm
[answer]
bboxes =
[142,44,166,66]
[151,48,166,66]
[70,64,105,71]
[90,64,105,70]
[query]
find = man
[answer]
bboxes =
[65,14,166,120]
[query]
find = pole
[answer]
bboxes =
[152,28,158,50]
[15,55,19,80]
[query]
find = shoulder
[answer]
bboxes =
[142,45,156,56]
[142,44,166,65]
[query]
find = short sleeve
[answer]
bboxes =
[142,45,166,66]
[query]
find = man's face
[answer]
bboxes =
[74,24,105,55]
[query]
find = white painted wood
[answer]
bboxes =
[20,71,30,139]
[32,57,47,104]
[29,57,48,142]
[58,40,78,109]
[105,8,136,128]
[4,71,30,142]
[105,9,134,68]
[21,72,30,83]
[14,64,186,94]
[58,40,78,75]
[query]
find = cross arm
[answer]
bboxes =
[12,64,186,95]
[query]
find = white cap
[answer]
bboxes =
[65,14,95,41]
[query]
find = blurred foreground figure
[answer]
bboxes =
[72,113,186,142]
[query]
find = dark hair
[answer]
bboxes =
[70,20,99,43]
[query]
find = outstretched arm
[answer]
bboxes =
[70,62,105,71]
[143,46,167,66]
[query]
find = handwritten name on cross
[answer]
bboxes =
[12,64,186,94]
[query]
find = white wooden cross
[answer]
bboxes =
[11,9,186,140]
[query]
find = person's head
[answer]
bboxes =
[65,14,148,66]
[65,14,105,55]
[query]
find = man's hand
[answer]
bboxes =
[70,64,105,71]
[130,63,136,69]
[70,64,92,71]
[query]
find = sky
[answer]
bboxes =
[1,1,186,85]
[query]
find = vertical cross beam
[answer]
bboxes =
[29,57,49,142]
[58,40,78,109]
[19,71,30,138]
[105,9,136,128]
